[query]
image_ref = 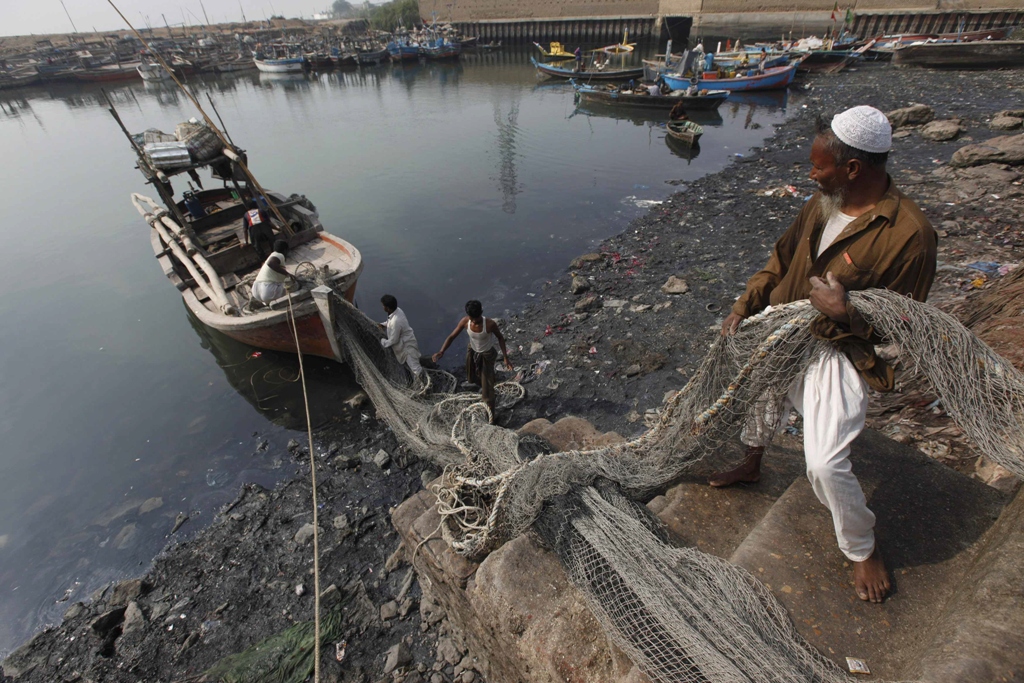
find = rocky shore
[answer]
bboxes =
[5,63,1023,683]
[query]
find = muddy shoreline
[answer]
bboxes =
[5,64,1023,682]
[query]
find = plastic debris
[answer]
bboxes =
[846,657,870,675]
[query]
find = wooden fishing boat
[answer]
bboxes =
[532,56,644,80]
[137,61,172,82]
[572,81,729,110]
[254,57,305,73]
[119,120,363,362]
[388,41,421,61]
[357,46,390,65]
[75,63,143,82]
[215,57,258,73]
[665,135,701,161]
[0,68,41,90]
[662,63,797,92]
[666,120,703,146]
[420,38,461,60]
[533,41,576,60]
[892,40,1024,69]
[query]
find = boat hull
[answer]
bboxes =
[75,65,142,82]
[893,41,1024,68]
[532,56,643,80]
[254,58,305,73]
[575,85,729,109]
[663,64,796,92]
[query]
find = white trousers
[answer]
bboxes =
[743,347,874,562]
[251,281,285,303]
[404,353,424,378]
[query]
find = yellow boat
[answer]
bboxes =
[533,41,576,60]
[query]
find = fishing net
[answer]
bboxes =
[324,288,1024,683]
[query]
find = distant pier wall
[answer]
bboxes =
[437,0,1024,43]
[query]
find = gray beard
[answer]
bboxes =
[817,187,847,223]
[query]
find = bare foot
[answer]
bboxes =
[709,447,764,488]
[853,547,891,603]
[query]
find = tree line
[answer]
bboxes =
[331,0,422,31]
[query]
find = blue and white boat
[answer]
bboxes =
[388,40,421,61]
[662,63,797,92]
[253,56,306,73]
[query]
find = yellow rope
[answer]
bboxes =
[286,289,321,683]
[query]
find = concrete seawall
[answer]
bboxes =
[439,0,1024,43]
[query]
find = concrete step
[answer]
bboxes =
[729,429,1008,679]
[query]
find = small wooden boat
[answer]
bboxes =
[121,125,362,361]
[254,57,305,73]
[533,41,576,60]
[331,53,358,69]
[0,68,41,90]
[457,36,479,48]
[215,57,258,73]
[137,61,172,82]
[532,56,644,81]
[357,46,390,65]
[388,41,421,61]
[665,135,701,161]
[75,63,143,82]
[419,38,461,60]
[892,40,1024,69]
[666,120,704,146]
[477,41,502,51]
[662,63,797,92]
[572,81,729,110]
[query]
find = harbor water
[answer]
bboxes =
[0,48,796,654]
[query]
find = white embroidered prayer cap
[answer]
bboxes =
[830,105,892,154]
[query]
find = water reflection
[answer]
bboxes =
[186,309,364,431]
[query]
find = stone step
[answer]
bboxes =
[648,435,805,559]
[729,429,1008,680]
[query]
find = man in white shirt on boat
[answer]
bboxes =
[251,240,296,304]
[379,294,426,387]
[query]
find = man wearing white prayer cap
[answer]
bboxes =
[711,105,937,603]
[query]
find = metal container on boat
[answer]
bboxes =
[144,141,192,169]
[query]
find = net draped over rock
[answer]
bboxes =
[327,289,1024,683]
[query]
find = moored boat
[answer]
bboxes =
[137,61,172,82]
[420,37,461,60]
[892,40,1024,68]
[75,63,143,82]
[215,57,258,73]
[357,46,390,65]
[572,80,729,110]
[662,63,797,92]
[666,120,703,146]
[0,67,41,90]
[254,57,306,73]
[387,41,421,61]
[532,56,644,80]
[119,118,362,362]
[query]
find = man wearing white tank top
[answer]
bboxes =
[433,300,513,422]
[712,106,937,604]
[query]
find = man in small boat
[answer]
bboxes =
[711,106,937,604]
[379,294,426,387]
[574,46,583,71]
[244,199,275,258]
[433,300,514,422]
[669,102,689,121]
[251,240,296,304]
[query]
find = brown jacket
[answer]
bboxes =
[732,179,937,391]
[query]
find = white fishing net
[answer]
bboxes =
[326,289,1024,683]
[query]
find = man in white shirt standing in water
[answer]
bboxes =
[251,240,297,304]
[433,300,514,422]
[379,294,426,388]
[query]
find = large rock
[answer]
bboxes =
[122,601,146,634]
[109,578,149,607]
[950,133,1024,168]
[383,642,412,674]
[920,119,963,142]
[886,103,934,128]
[990,115,1023,131]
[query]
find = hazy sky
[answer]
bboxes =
[2,0,340,37]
